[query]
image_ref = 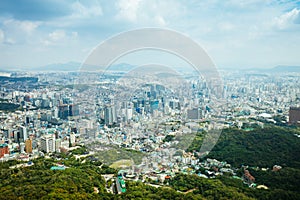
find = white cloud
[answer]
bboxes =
[0,19,40,45]
[5,38,16,45]
[154,15,166,26]
[0,29,4,43]
[71,1,103,18]
[42,40,51,46]
[226,0,271,9]
[3,19,40,34]
[218,22,235,32]
[115,0,182,26]
[115,0,141,22]
[71,31,78,38]
[19,21,40,34]
[49,30,66,41]
[43,30,78,46]
[273,8,300,29]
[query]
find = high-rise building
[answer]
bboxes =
[25,139,33,154]
[69,133,76,147]
[20,142,25,154]
[126,108,133,120]
[104,105,116,126]
[52,107,58,118]
[187,108,201,120]
[0,144,9,158]
[19,126,27,142]
[289,107,300,125]
[69,104,79,116]
[13,130,20,143]
[150,100,159,111]
[105,106,112,125]
[40,134,56,153]
[58,105,69,119]
[58,104,79,119]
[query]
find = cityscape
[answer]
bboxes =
[1,1,300,199]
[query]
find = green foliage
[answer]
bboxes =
[95,147,144,165]
[170,174,254,199]
[250,167,300,192]
[118,181,188,200]
[71,146,89,155]
[1,155,300,199]
[0,168,106,199]
[0,157,111,200]
[0,159,22,170]
[163,134,175,142]
[188,126,300,199]
[198,126,300,168]
[187,132,205,152]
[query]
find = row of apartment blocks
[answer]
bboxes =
[0,132,76,159]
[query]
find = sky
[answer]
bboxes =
[0,0,300,69]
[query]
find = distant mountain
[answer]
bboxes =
[33,62,81,71]
[108,63,136,71]
[270,65,300,72]
[30,62,136,72]
[241,65,300,73]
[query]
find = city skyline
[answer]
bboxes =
[0,0,300,69]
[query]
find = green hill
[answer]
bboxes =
[204,127,300,168]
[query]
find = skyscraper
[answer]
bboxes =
[104,105,116,126]
[58,105,69,119]
[19,126,27,142]
[58,104,79,119]
[25,139,33,154]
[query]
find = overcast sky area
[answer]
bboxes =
[0,0,300,69]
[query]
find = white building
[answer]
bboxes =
[40,134,56,153]
[69,133,76,146]
[20,142,25,154]
[19,126,27,142]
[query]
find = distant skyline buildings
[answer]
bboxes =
[0,1,300,69]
